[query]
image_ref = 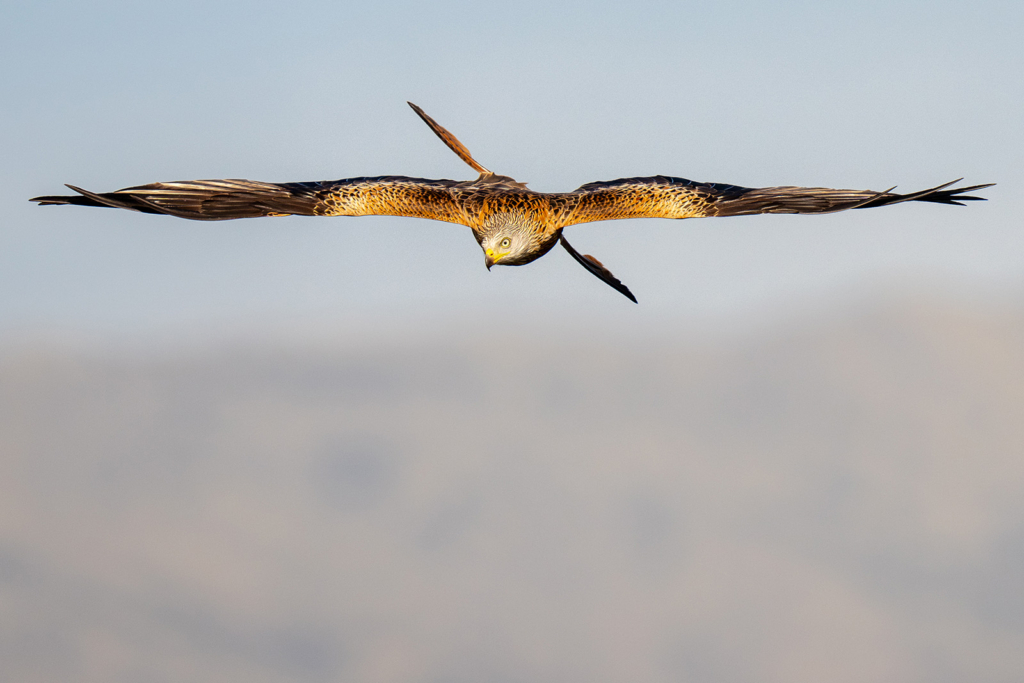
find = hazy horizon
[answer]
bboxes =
[3,291,1024,682]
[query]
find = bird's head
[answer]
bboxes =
[478,213,558,269]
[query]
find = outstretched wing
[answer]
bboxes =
[30,176,475,225]
[555,176,993,227]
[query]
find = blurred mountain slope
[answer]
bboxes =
[2,294,1023,683]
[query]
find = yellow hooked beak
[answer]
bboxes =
[484,247,503,270]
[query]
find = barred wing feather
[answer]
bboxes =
[30,176,473,225]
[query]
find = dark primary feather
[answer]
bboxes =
[710,179,994,217]
[31,180,321,221]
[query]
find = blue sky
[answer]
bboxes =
[2,0,1021,338]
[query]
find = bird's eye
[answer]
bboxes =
[500,237,511,249]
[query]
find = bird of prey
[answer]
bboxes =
[31,102,992,302]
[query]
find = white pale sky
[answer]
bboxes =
[2,0,1021,340]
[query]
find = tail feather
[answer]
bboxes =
[407,102,493,177]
